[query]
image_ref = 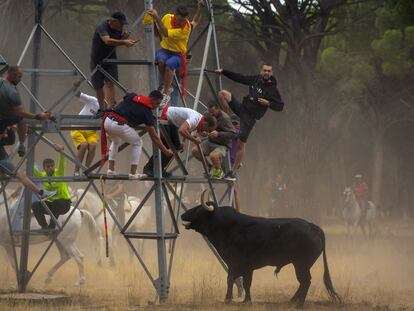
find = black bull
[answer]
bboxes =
[181,191,341,307]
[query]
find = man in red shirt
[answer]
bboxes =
[351,174,369,211]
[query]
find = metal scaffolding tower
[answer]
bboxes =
[0,0,235,303]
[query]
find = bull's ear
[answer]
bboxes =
[201,190,214,212]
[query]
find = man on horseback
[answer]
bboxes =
[32,144,72,230]
[351,174,369,222]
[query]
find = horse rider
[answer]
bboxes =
[351,174,369,219]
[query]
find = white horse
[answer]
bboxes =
[72,189,153,266]
[342,187,377,237]
[0,189,100,287]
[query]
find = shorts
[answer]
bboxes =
[229,97,256,143]
[90,62,119,90]
[70,130,99,149]
[0,159,15,176]
[200,141,228,157]
[155,49,182,71]
[0,116,23,134]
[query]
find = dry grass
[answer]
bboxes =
[0,219,413,311]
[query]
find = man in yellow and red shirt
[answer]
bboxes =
[147,6,191,106]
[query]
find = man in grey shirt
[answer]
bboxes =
[0,66,51,156]
[192,101,236,178]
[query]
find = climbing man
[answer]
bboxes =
[90,11,136,110]
[215,64,284,177]
[143,106,217,177]
[101,90,173,179]
[0,127,56,201]
[0,65,52,157]
[191,101,236,179]
[32,143,71,230]
[70,81,100,176]
[147,5,191,105]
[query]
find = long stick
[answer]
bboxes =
[100,177,109,258]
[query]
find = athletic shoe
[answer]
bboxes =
[74,171,80,177]
[224,170,236,179]
[212,168,224,179]
[129,173,146,180]
[107,169,117,177]
[39,190,57,201]
[160,93,170,108]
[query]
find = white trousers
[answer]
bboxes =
[104,118,142,165]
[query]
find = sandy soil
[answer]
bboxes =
[0,219,413,311]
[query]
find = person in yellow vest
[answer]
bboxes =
[147,6,191,106]
[31,143,72,230]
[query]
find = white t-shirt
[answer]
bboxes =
[166,107,202,131]
[78,93,99,116]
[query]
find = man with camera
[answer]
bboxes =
[215,64,284,176]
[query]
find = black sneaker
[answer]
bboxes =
[225,170,236,179]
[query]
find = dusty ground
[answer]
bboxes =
[0,219,413,311]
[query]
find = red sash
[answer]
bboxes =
[160,105,169,120]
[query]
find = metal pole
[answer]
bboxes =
[209,0,223,90]
[18,0,43,292]
[144,0,169,303]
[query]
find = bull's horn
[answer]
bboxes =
[201,190,214,212]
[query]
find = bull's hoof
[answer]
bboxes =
[242,299,252,305]
[224,298,233,304]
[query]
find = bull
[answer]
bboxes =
[181,190,341,308]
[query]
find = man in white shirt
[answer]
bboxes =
[143,106,217,177]
[70,82,100,176]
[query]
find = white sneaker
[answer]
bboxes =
[160,93,170,108]
[107,169,117,177]
[129,173,145,180]
[74,171,80,177]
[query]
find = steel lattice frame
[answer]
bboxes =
[0,0,236,303]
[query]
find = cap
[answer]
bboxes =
[111,11,128,25]
[149,90,163,100]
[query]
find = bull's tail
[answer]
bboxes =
[320,227,342,303]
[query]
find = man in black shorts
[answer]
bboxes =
[215,64,284,175]
[90,11,136,110]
